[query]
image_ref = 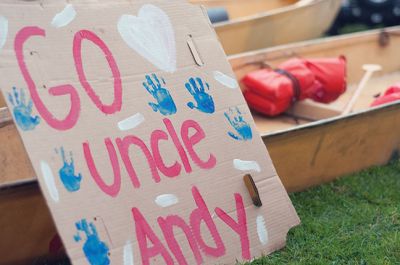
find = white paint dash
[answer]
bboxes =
[40,160,59,202]
[233,159,261,173]
[123,240,134,265]
[256,215,268,245]
[0,16,8,50]
[155,194,179,208]
[118,113,145,131]
[213,71,239,89]
[51,4,77,28]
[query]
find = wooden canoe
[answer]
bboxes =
[2,27,400,263]
[191,0,342,55]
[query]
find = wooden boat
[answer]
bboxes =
[191,0,343,55]
[2,27,400,263]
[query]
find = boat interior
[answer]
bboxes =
[229,27,400,135]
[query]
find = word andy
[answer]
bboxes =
[84,118,216,197]
[132,186,251,265]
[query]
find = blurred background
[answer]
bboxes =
[328,0,400,35]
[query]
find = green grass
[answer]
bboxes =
[246,160,400,265]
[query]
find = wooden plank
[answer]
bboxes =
[286,100,342,120]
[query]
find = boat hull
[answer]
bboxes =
[266,103,400,191]
[211,0,342,54]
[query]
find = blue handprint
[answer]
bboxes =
[185,77,215,114]
[143,74,177,116]
[57,147,82,192]
[74,219,110,265]
[224,107,253,141]
[7,87,40,131]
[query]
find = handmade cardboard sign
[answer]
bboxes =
[0,0,299,264]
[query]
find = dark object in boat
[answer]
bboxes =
[242,57,347,117]
[207,7,229,23]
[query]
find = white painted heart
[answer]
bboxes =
[118,4,176,73]
[0,16,8,51]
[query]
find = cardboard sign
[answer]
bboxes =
[0,0,299,264]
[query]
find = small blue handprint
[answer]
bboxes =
[224,107,253,141]
[185,77,215,114]
[57,147,82,192]
[143,74,177,116]
[74,219,110,265]
[7,87,40,131]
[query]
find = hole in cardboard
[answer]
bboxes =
[243,174,262,207]
[187,34,204,67]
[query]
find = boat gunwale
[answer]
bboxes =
[261,101,400,138]
[0,178,38,193]
[228,26,400,63]
[208,0,329,27]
